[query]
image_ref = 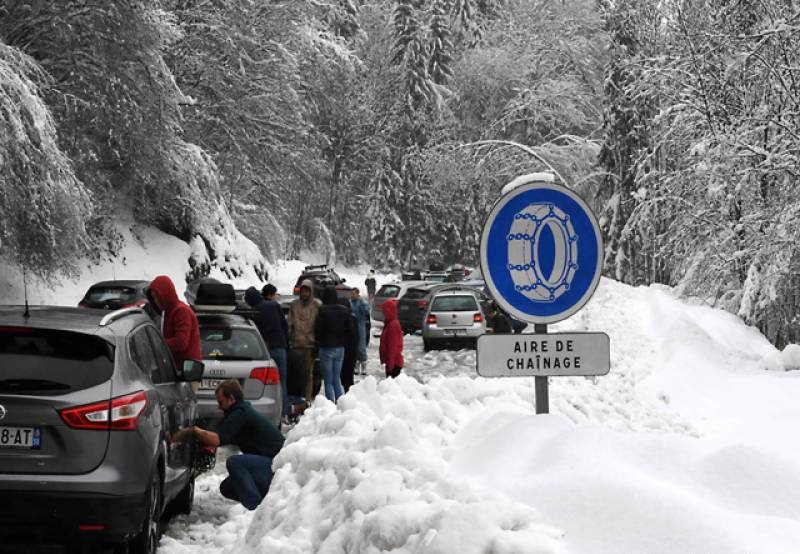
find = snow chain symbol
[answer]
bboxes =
[506,202,578,302]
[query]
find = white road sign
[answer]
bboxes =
[477,332,610,377]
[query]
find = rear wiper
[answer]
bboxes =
[206,356,254,361]
[0,378,71,391]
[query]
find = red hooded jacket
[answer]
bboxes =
[379,299,404,371]
[148,275,202,370]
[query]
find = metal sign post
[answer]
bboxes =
[478,173,609,414]
[534,323,548,414]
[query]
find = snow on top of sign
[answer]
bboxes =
[501,172,556,195]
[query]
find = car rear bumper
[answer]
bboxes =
[0,489,147,544]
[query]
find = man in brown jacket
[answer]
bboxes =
[288,279,321,402]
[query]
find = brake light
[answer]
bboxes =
[78,301,90,308]
[79,525,106,532]
[473,313,484,323]
[426,314,437,325]
[416,300,428,309]
[60,391,148,430]
[250,366,280,385]
[293,286,300,294]
[0,326,33,333]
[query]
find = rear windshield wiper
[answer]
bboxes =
[205,355,254,361]
[0,378,71,391]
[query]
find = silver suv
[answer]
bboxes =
[0,306,203,553]
[421,289,488,351]
[195,313,282,432]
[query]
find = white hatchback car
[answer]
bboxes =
[421,288,487,351]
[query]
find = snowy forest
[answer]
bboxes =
[1,0,799,347]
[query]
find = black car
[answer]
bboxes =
[292,264,353,300]
[396,282,442,334]
[78,280,150,311]
[0,305,204,553]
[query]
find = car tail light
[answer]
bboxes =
[123,300,148,308]
[0,326,33,333]
[78,301,90,308]
[293,286,300,294]
[79,524,106,532]
[416,300,428,309]
[250,366,280,385]
[473,313,484,323]
[426,314,437,325]
[60,391,148,431]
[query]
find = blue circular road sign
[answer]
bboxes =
[479,179,603,324]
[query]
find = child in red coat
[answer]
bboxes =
[379,299,404,378]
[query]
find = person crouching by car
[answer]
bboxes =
[147,275,201,370]
[171,379,284,510]
[379,299,404,378]
[314,286,352,402]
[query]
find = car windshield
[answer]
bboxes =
[200,327,268,361]
[431,295,478,312]
[86,286,138,304]
[377,285,401,298]
[0,327,115,395]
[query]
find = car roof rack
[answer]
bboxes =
[99,307,145,326]
[303,264,330,271]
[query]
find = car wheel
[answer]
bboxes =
[165,470,195,517]
[423,338,431,352]
[129,470,162,554]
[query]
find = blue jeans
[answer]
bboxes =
[271,347,290,417]
[356,320,368,362]
[220,453,274,510]
[318,346,344,401]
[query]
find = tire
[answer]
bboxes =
[165,471,195,517]
[423,339,431,352]
[129,470,162,554]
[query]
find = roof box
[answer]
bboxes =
[193,283,236,313]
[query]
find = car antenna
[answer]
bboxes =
[23,265,30,319]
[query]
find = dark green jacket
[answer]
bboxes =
[217,400,284,458]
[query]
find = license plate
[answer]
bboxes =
[200,378,224,390]
[0,426,41,449]
[444,329,467,336]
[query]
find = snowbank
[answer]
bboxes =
[161,277,800,554]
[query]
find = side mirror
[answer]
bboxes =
[341,278,346,283]
[181,359,205,382]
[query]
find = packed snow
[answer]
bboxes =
[159,279,800,554]
[3,228,800,553]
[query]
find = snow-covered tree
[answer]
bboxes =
[0,42,91,275]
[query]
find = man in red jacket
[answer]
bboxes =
[147,275,202,370]
[379,299,404,378]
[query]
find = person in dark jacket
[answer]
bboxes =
[147,275,202,370]
[379,299,404,378]
[245,285,290,420]
[338,297,359,393]
[487,303,513,334]
[172,379,284,510]
[314,286,352,401]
